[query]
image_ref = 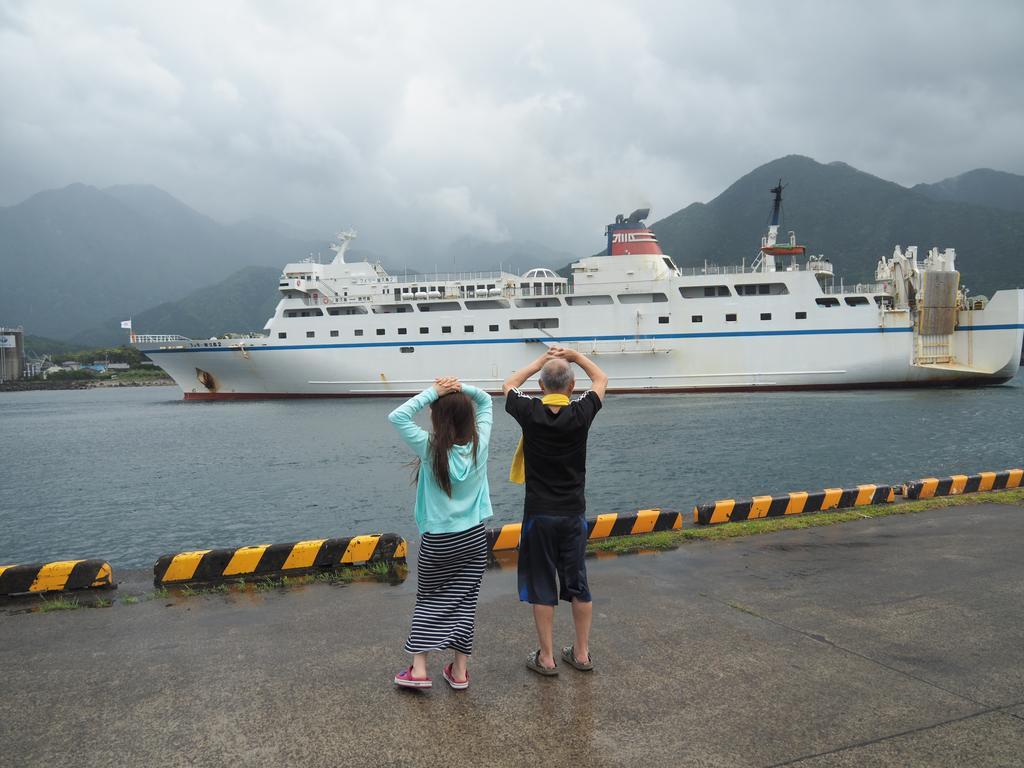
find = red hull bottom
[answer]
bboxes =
[181,377,1013,400]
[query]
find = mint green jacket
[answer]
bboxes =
[387,385,494,535]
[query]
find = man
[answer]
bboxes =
[502,346,608,676]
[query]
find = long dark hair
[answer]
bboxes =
[417,392,478,497]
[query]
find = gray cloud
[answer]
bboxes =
[2,0,1022,266]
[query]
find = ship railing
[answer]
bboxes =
[677,261,844,277]
[677,265,756,276]
[821,282,889,296]
[393,270,512,283]
[132,334,191,343]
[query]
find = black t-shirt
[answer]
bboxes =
[505,388,603,516]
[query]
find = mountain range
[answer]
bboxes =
[3,157,1023,347]
[71,266,284,347]
[0,183,321,341]
[650,157,1024,295]
[914,168,1024,212]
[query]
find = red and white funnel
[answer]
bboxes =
[605,208,663,256]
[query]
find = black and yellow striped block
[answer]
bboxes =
[693,484,896,526]
[486,509,682,552]
[153,533,407,586]
[0,560,113,596]
[904,469,1023,500]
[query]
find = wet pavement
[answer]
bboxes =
[2,501,1024,767]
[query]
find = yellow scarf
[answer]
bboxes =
[509,393,571,484]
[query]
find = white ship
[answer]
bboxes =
[134,183,1023,399]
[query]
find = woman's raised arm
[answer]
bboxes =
[460,384,493,446]
[387,387,439,458]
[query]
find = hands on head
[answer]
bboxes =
[544,346,580,364]
[433,376,462,396]
[541,345,607,400]
[505,345,594,395]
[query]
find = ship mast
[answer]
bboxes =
[766,180,783,248]
[766,180,785,272]
[759,179,787,273]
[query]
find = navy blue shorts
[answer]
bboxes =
[517,514,592,606]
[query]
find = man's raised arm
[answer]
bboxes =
[502,350,554,395]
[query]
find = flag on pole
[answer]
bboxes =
[120,320,132,330]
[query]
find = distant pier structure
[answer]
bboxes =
[0,327,25,382]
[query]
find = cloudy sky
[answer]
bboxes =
[2,0,1023,260]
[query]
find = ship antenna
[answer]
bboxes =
[330,228,357,264]
[768,179,785,227]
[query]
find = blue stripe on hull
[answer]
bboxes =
[143,322,1024,354]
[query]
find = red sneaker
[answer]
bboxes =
[442,663,469,690]
[394,666,432,689]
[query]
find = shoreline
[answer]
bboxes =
[0,377,175,393]
[3,488,1020,602]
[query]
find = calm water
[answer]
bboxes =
[1,375,1022,567]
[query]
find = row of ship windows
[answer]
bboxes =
[281,324,504,339]
[275,310,833,340]
[283,292,881,319]
[294,283,776,301]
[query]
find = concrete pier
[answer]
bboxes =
[2,501,1023,767]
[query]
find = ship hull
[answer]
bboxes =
[140,287,1024,399]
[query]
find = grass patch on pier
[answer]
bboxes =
[30,594,119,612]
[37,595,81,612]
[586,488,1024,555]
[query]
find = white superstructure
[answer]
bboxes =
[135,185,1023,399]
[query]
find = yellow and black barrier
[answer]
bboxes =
[0,560,114,596]
[486,509,682,552]
[153,533,407,586]
[905,469,1023,500]
[694,484,896,526]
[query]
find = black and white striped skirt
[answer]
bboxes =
[404,523,488,656]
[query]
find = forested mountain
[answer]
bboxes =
[913,168,1024,213]
[20,335,87,359]
[0,184,320,339]
[73,266,283,347]
[650,156,1024,295]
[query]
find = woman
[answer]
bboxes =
[387,376,493,690]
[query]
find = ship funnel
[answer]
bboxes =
[605,208,663,256]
